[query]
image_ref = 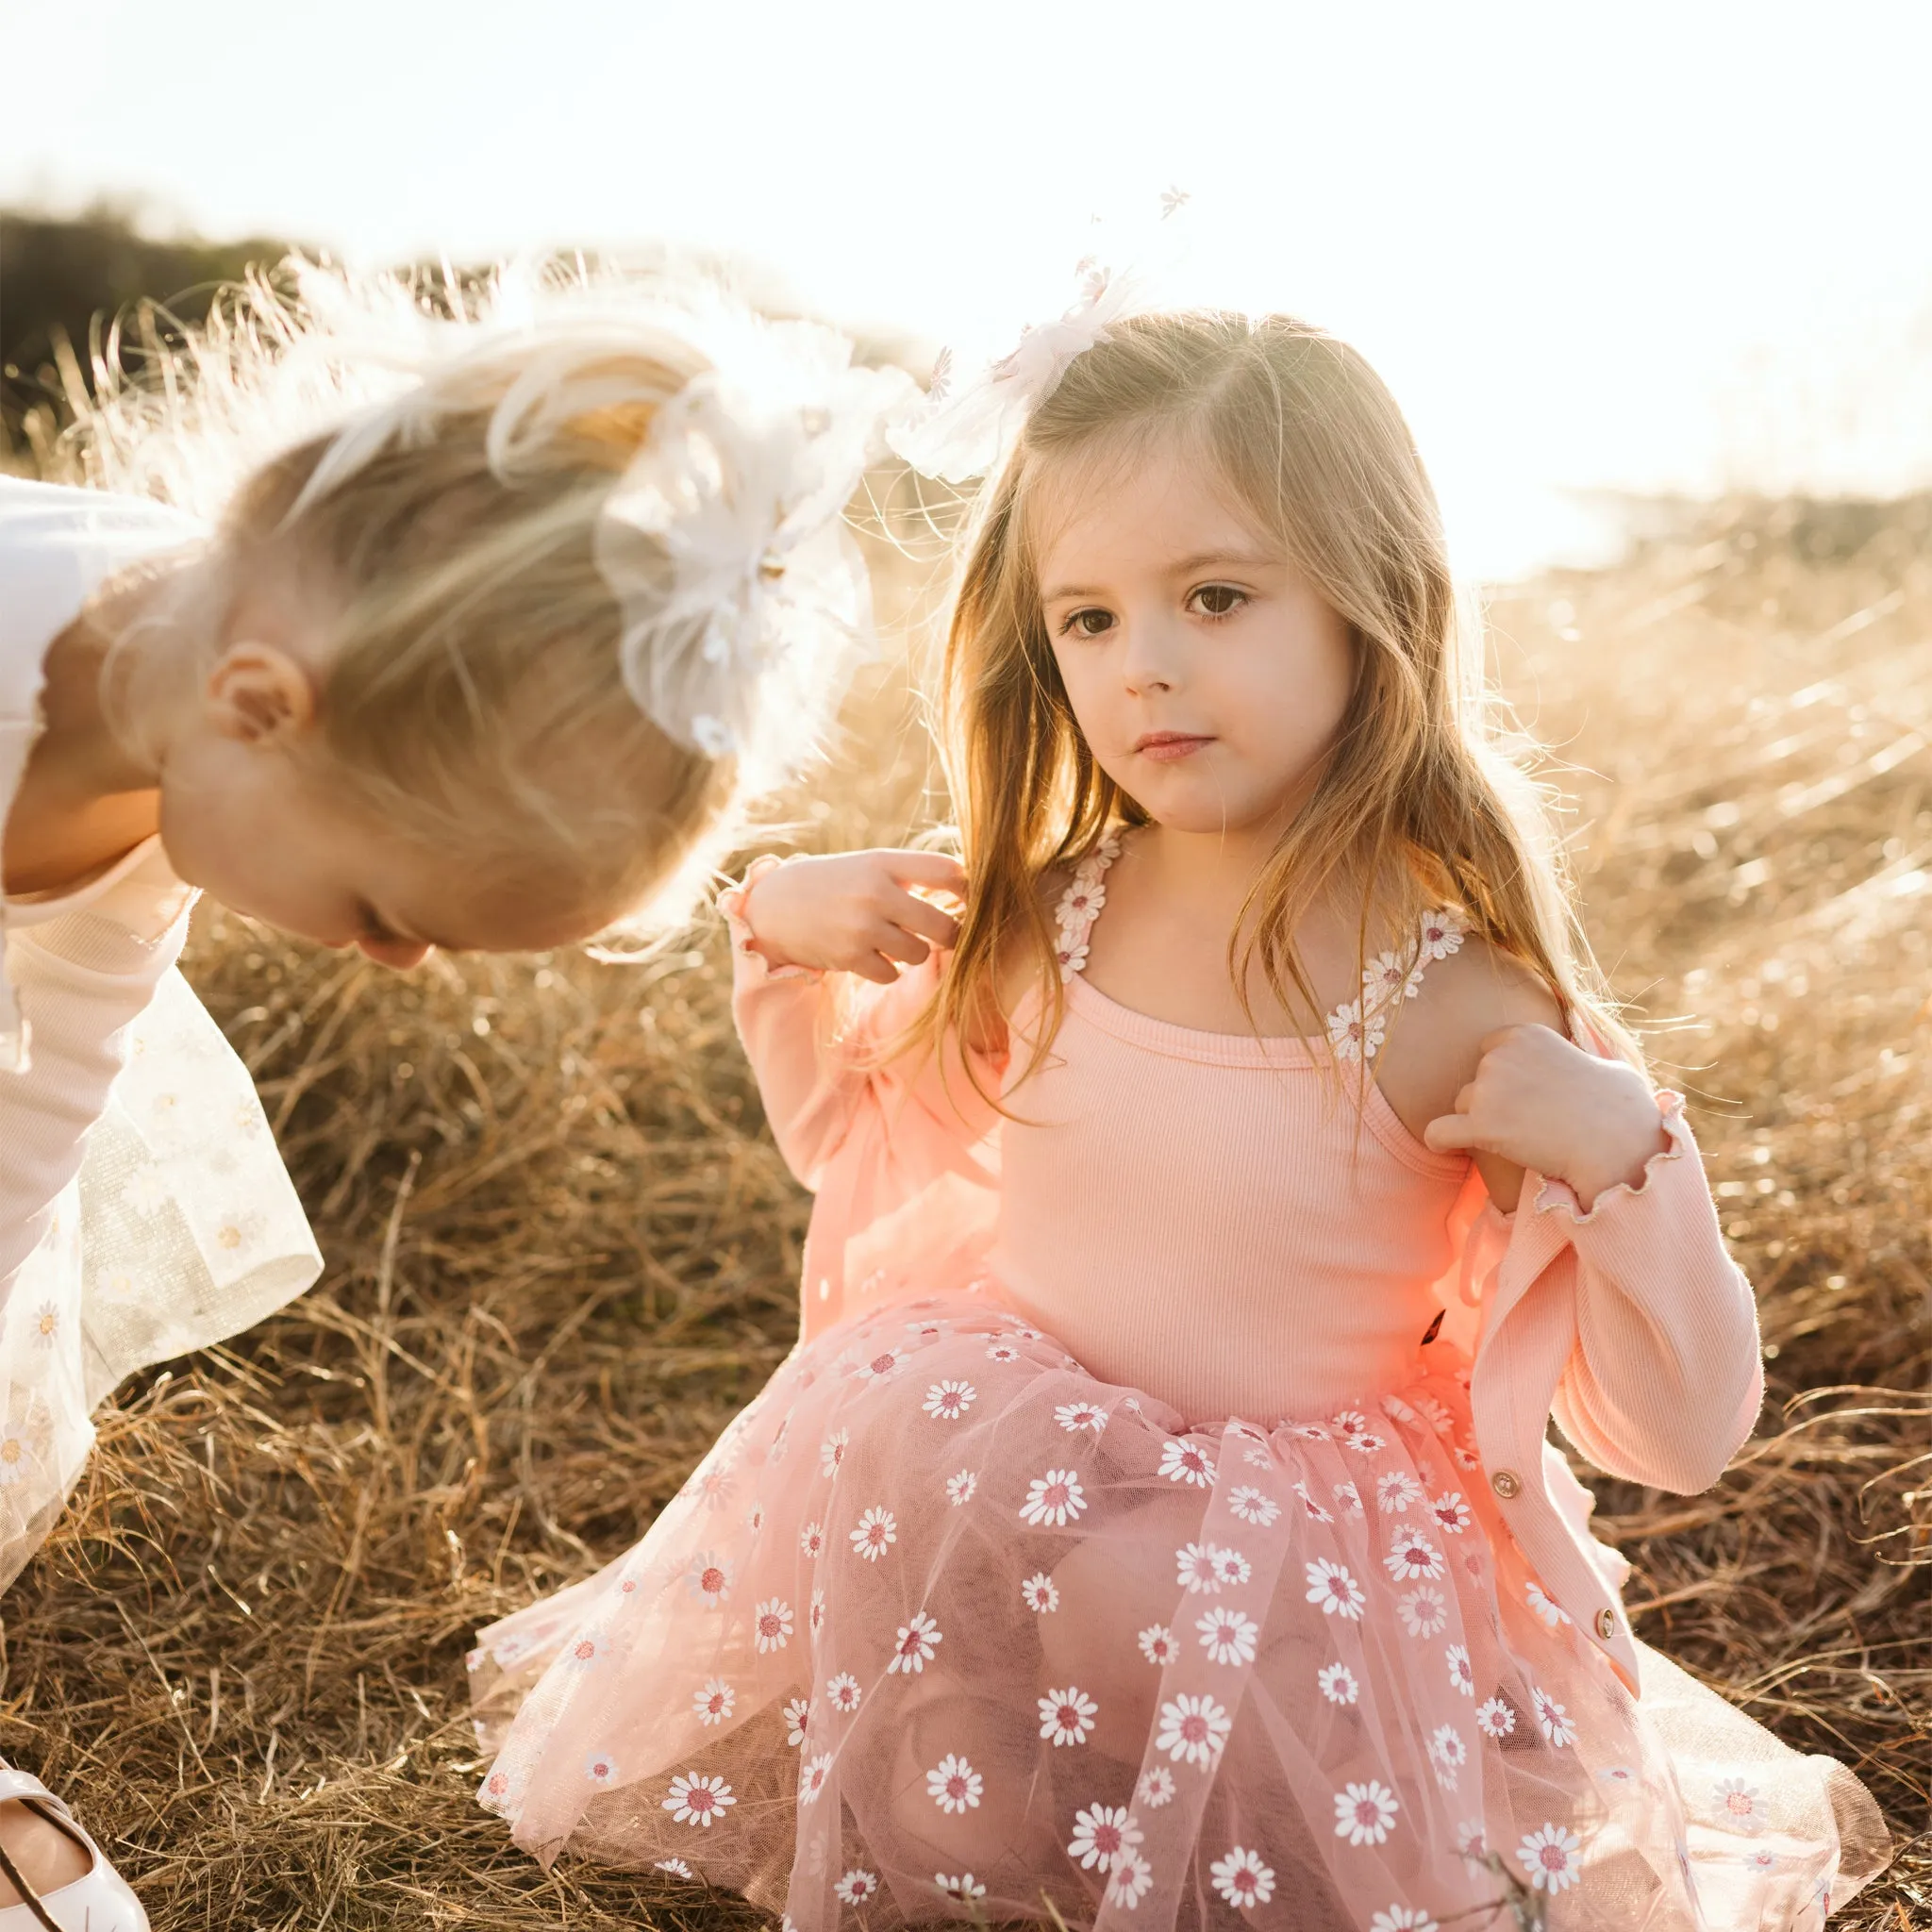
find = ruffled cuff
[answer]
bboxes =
[718,857,823,986]
[1529,1090,1694,1227]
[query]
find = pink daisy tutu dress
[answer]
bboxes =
[470,841,1890,1930]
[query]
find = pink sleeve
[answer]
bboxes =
[719,868,1000,1194]
[1483,1090,1761,1491]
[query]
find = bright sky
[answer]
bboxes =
[7,0,1930,581]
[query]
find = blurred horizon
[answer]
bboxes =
[6,0,1931,583]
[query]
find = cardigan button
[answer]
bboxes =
[1490,1468,1522,1500]
[1594,1607,1617,1641]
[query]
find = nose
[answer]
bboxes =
[1120,614,1181,696]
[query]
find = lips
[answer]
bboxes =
[1134,732,1215,763]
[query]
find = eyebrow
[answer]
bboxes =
[1040,549,1279,602]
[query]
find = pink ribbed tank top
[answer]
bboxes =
[991,838,1474,1426]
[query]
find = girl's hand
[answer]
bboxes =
[1422,1024,1672,1212]
[741,850,968,985]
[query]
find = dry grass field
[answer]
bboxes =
[2,490,1927,1929]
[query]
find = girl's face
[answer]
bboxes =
[1036,435,1355,840]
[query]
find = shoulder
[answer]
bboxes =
[1376,925,1563,1133]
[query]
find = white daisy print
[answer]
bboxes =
[1332,1481,1364,1516]
[1371,1908,1441,1932]
[1316,1661,1359,1705]
[1517,1822,1583,1893]
[1475,1695,1517,1739]
[655,1857,694,1877]
[1384,1530,1446,1582]
[1210,1544,1253,1588]
[1713,1776,1766,1832]
[1446,1643,1474,1694]
[686,1552,733,1607]
[1428,1724,1468,1791]
[1397,1587,1449,1638]
[1377,1471,1424,1514]
[562,1627,608,1669]
[825,1673,862,1715]
[1020,1468,1088,1527]
[1741,1849,1779,1874]
[819,1430,848,1477]
[1158,1440,1216,1488]
[891,1610,942,1674]
[834,1869,879,1905]
[935,1872,986,1902]
[1138,1623,1177,1665]
[1197,1607,1260,1666]
[1419,907,1469,960]
[1335,1779,1401,1846]
[1326,997,1386,1063]
[850,1506,898,1560]
[1363,950,1423,1006]
[1242,1445,1274,1470]
[585,1750,619,1786]
[1524,1581,1572,1627]
[1332,1407,1369,1437]
[799,1521,825,1559]
[1226,1485,1281,1526]
[945,1469,978,1507]
[1306,1558,1368,1621]
[1067,1803,1141,1872]
[1038,1686,1098,1746]
[1343,1429,1389,1454]
[1055,1400,1108,1433]
[1598,1764,1639,1787]
[663,1772,735,1827]
[1175,1542,1224,1594]
[1430,1492,1474,1536]
[783,1696,812,1747]
[1290,1480,1333,1524]
[1135,1766,1176,1808]
[808,1588,826,1635]
[1533,1687,1577,1747]
[1209,1846,1276,1908]
[985,1341,1021,1363]
[798,1753,832,1806]
[691,1679,734,1726]
[858,1345,907,1382]
[924,1380,976,1421]
[927,1754,983,1813]
[30,1304,58,1349]
[753,1599,793,1652]
[1107,1854,1155,1908]
[1022,1572,1060,1613]
[1454,1820,1488,1863]
[1156,1692,1232,1768]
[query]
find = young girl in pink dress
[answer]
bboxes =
[470,307,1891,1930]
[1,261,903,1929]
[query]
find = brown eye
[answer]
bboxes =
[1191,584,1246,617]
[1059,608,1116,639]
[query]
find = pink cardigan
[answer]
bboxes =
[722,885,1765,1699]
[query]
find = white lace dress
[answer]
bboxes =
[0,475,321,1593]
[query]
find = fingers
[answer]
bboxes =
[885,850,970,896]
[844,951,902,986]
[891,891,962,951]
[868,920,935,968]
[1422,1112,1480,1154]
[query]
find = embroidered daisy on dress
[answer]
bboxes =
[1139,1624,1177,1664]
[1398,1587,1449,1638]
[851,1506,898,1559]
[1533,1687,1577,1747]
[1209,1847,1275,1908]
[753,1598,793,1651]
[1290,1480,1332,1523]
[1427,1724,1468,1791]
[945,1469,978,1506]
[1021,1468,1088,1526]
[1524,1580,1572,1627]
[655,1857,695,1877]
[1430,1492,1473,1535]
[1306,1558,1367,1620]
[1022,1573,1060,1613]
[798,1753,832,1805]
[691,1678,735,1726]
[1385,1529,1446,1582]
[891,1610,942,1672]
[1156,1692,1232,1768]
[1136,1766,1176,1808]
[1197,1607,1259,1665]
[1039,1686,1098,1745]
[819,1431,849,1477]
[783,1696,812,1746]
[1317,1662,1359,1706]
[825,1673,862,1715]
[927,1754,983,1812]
[1445,1643,1475,1695]
[1333,1480,1365,1516]
[1419,907,1470,960]
[1475,1695,1516,1738]
[1210,1544,1253,1587]
[936,1873,987,1902]
[563,1627,609,1668]
[1228,1485,1281,1526]
[1175,1542,1224,1594]
[1377,1471,1424,1514]
[985,1341,1022,1364]
[835,1869,880,1905]
[585,1750,619,1786]
[1454,1822,1487,1865]
[924,1380,976,1420]
[1055,1399,1108,1433]
[1335,1780,1401,1846]
[1517,1822,1583,1893]
[1067,1803,1141,1871]
[857,1345,907,1382]
[1362,951,1424,1008]
[1108,1854,1156,1907]
[1713,1776,1766,1832]
[663,1772,735,1826]
[799,1521,825,1558]
[1325,997,1387,1063]
[1371,1908,1441,1932]
[1158,1439,1216,1487]
[808,1587,826,1635]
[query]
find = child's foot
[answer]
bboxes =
[0,1768,147,1931]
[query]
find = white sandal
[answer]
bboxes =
[0,1766,146,1932]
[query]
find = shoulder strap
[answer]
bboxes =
[1051,834,1123,982]
[1328,905,1470,1062]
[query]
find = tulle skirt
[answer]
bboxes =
[470,1294,1889,1930]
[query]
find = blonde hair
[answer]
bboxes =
[50,258,834,929]
[931,309,1641,1083]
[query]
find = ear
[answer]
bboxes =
[205,644,318,747]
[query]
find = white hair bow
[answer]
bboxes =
[594,317,912,775]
